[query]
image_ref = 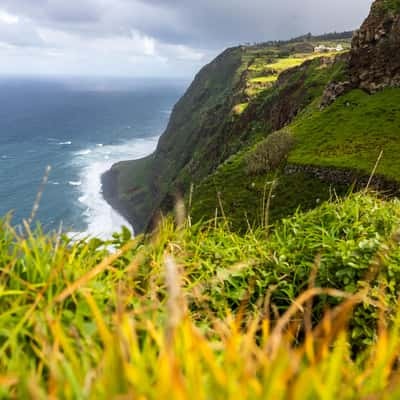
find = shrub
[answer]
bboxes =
[245,130,294,175]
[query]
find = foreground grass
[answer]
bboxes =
[2,194,400,398]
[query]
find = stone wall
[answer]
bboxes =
[284,164,400,196]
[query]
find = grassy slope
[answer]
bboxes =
[289,88,400,180]
[191,51,400,231]
[191,54,350,230]
[3,194,400,398]
[191,150,347,233]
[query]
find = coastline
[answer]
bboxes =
[100,136,161,235]
[100,167,135,232]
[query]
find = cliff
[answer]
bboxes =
[350,0,400,92]
[103,46,247,232]
[103,0,400,234]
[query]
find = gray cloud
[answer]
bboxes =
[0,18,43,47]
[1,0,372,45]
[149,0,373,47]
[0,0,373,77]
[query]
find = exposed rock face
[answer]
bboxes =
[320,80,353,108]
[319,53,352,108]
[321,0,400,107]
[350,0,400,93]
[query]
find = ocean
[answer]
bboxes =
[0,76,186,239]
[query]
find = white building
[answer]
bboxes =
[314,44,345,53]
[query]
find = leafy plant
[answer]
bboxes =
[2,194,400,398]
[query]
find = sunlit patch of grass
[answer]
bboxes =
[232,102,249,115]
[243,50,345,100]
[249,76,277,84]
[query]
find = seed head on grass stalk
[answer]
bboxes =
[164,253,186,346]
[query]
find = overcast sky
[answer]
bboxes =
[0,0,372,78]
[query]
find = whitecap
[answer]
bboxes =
[59,141,72,145]
[96,144,103,147]
[49,181,60,185]
[69,180,82,186]
[76,149,92,156]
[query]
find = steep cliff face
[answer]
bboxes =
[102,38,350,233]
[350,0,400,92]
[102,46,247,233]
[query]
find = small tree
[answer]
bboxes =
[245,130,294,175]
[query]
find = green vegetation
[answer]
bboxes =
[5,2,400,396]
[245,130,294,175]
[249,76,277,84]
[289,88,400,180]
[190,54,350,231]
[191,149,348,232]
[383,0,400,13]
[106,35,351,234]
[233,102,249,115]
[3,194,400,398]
[241,49,346,99]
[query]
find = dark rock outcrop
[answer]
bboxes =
[321,0,400,107]
[320,80,352,109]
[350,0,400,92]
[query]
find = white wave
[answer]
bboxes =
[72,136,159,241]
[49,181,60,185]
[69,180,82,186]
[76,149,92,156]
[96,143,103,147]
[59,141,72,145]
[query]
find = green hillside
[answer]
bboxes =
[290,88,400,179]
[191,86,400,231]
[103,35,351,233]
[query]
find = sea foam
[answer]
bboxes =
[72,136,159,241]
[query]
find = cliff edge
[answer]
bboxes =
[102,0,400,234]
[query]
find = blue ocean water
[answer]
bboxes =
[0,77,186,238]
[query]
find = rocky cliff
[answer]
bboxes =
[350,0,400,92]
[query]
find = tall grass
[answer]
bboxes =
[2,194,400,398]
